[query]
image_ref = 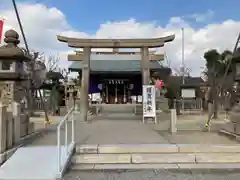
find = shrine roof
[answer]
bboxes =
[69,60,166,72]
[169,76,204,87]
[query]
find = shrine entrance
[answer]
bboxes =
[104,79,129,104]
[57,36,175,121]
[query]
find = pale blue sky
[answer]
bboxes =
[15,0,240,33]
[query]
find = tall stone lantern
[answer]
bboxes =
[0,29,32,149]
[65,80,76,111]
[0,29,31,105]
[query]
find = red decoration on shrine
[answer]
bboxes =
[155,79,163,89]
[0,19,4,43]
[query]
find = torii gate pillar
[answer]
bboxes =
[80,47,91,121]
[141,47,150,85]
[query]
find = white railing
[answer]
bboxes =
[57,107,75,176]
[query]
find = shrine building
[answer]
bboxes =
[69,50,171,104]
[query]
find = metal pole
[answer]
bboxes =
[181,28,185,85]
[12,0,29,52]
[115,83,118,103]
[106,83,108,103]
[123,83,126,103]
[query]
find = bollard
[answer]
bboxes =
[170,109,177,134]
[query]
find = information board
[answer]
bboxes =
[142,85,156,123]
[181,89,196,98]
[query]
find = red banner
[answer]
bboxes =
[0,19,4,43]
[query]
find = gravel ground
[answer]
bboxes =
[63,170,240,180]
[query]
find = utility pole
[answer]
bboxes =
[180,28,185,111]
[181,28,185,85]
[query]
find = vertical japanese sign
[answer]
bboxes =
[0,19,4,44]
[142,85,156,118]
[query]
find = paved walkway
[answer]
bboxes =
[64,170,240,180]
[74,119,169,144]
[28,113,237,146]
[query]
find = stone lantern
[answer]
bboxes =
[65,80,76,111]
[0,29,31,105]
[0,29,32,153]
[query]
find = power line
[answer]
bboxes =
[12,0,29,53]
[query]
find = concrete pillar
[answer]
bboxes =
[141,47,150,85]
[0,104,7,153]
[80,47,91,121]
[170,109,177,134]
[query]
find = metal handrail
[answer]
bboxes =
[57,107,75,174]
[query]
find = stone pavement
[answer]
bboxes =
[157,131,238,144]
[153,113,230,132]
[63,170,240,180]
[29,118,169,146]
[28,112,237,146]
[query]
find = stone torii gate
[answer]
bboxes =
[57,35,175,121]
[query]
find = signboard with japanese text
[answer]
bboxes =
[181,89,196,98]
[142,85,156,121]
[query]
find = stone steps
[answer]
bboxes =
[69,144,240,170]
[97,113,142,120]
[71,163,240,170]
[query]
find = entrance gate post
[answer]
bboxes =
[80,47,91,121]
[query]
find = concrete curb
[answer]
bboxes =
[76,144,240,154]
[70,163,240,171]
[72,144,240,170]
